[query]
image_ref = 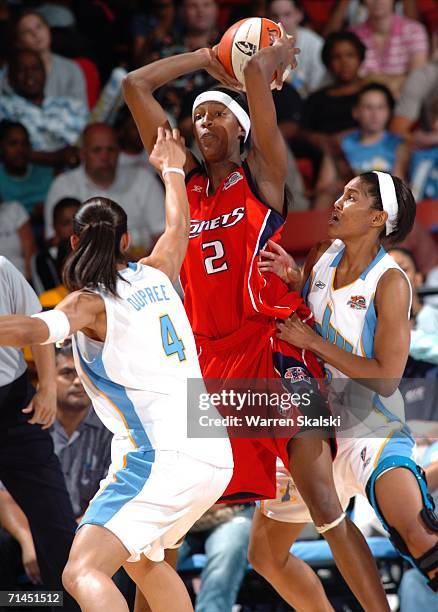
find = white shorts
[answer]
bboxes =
[80,446,232,562]
[260,427,415,524]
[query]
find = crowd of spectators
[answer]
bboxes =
[0,0,437,610]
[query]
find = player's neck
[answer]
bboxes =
[341,237,382,275]
[205,158,241,194]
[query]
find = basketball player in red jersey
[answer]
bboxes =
[124,31,390,609]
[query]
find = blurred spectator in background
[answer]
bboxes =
[115,106,149,169]
[177,504,253,612]
[323,0,420,37]
[131,0,177,68]
[0,196,35,281]
[32,197,80,295]
[0,340,111,592]
[268,0,326,98]
[299,31,365,176]
[391,58,438,136]
[313,82,407,208]
[8,11,88,107]
[0,257,77,609]
[0,50,87,168]
[0,120,53,230]
[408,95,438,202]
[44,123,164,256]
[152,0,220,121]
[389,248,438,366]
[351,0,429,97]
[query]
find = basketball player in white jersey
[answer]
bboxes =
[248,171,438,610]
[0,127,233,612]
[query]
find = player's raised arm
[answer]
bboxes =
[123,49,240,173]
[139,128,189,283]
[243,27,299,212]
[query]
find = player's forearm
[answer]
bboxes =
[0,491,33,546]
[162,173,190,236]
[309,335,401,397]
[124,48,211,94]
[0,316,49,347]
[31,343,56,391]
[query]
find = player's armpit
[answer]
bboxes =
[56,291,106,341]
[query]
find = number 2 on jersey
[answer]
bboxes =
[160,315,186,361]
[202,240,228,274]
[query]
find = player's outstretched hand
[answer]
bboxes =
[150,127,187,175]
[258,240,301,286]
[272,23,300,90]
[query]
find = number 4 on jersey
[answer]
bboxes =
[160,314,186,361]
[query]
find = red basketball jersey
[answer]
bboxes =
[181,161,289,340]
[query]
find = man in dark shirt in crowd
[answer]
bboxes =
[0,340,111,588]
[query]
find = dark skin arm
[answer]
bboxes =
[123,48,238,174]
[244,28,299,213]
[0,291,106,348]
[124,33,299,213]
[277,268,411,396]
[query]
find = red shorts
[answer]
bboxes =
[196,320,329,502]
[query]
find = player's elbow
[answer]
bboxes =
[123,70,153,96]
[375,378,400,398]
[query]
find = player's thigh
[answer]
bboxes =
[248,507,306,571]
[374,467,424,530]
[68,524,130,577]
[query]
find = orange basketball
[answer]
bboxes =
[217,17,288,90]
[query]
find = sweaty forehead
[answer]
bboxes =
[345,176,364,193]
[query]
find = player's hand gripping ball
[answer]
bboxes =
[217,17,296,91]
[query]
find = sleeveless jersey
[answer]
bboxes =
[305,240,412,431]
[182,161,290,340]
[72,262,233,468]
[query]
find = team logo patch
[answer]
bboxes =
[347,295,367,310]
[223,171,243,191]
[235,40,257,57]
[360,446,371,469]
[191,184,202,193]
[284,366,311,384]
[315,280,326,289]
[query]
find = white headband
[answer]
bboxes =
[373,171,398,236]
[192,91,251,142]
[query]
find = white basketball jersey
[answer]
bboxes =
[72,262,233,467]
[305,240,411,430]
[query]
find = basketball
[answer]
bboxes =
[217,17,290,91]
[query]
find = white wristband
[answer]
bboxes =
[31,310,71,345]
[162,167,185,178]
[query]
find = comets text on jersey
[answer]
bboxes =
[127,284,170,311]
[189,206,245,239]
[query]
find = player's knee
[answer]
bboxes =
[302,485,342,526]
[248,540,284,578]
[62,560,88,596]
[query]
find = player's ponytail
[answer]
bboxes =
[63,197,128,297]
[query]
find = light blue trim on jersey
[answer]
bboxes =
[302,275,311,302]
[361,299,377,358]
[360,246,386,280]
[329,244,386,280]
[77,350,151,450]
[330,248,345,268]
[372,394,404,427]
[80,448,155,527]
[127,262,138,272]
